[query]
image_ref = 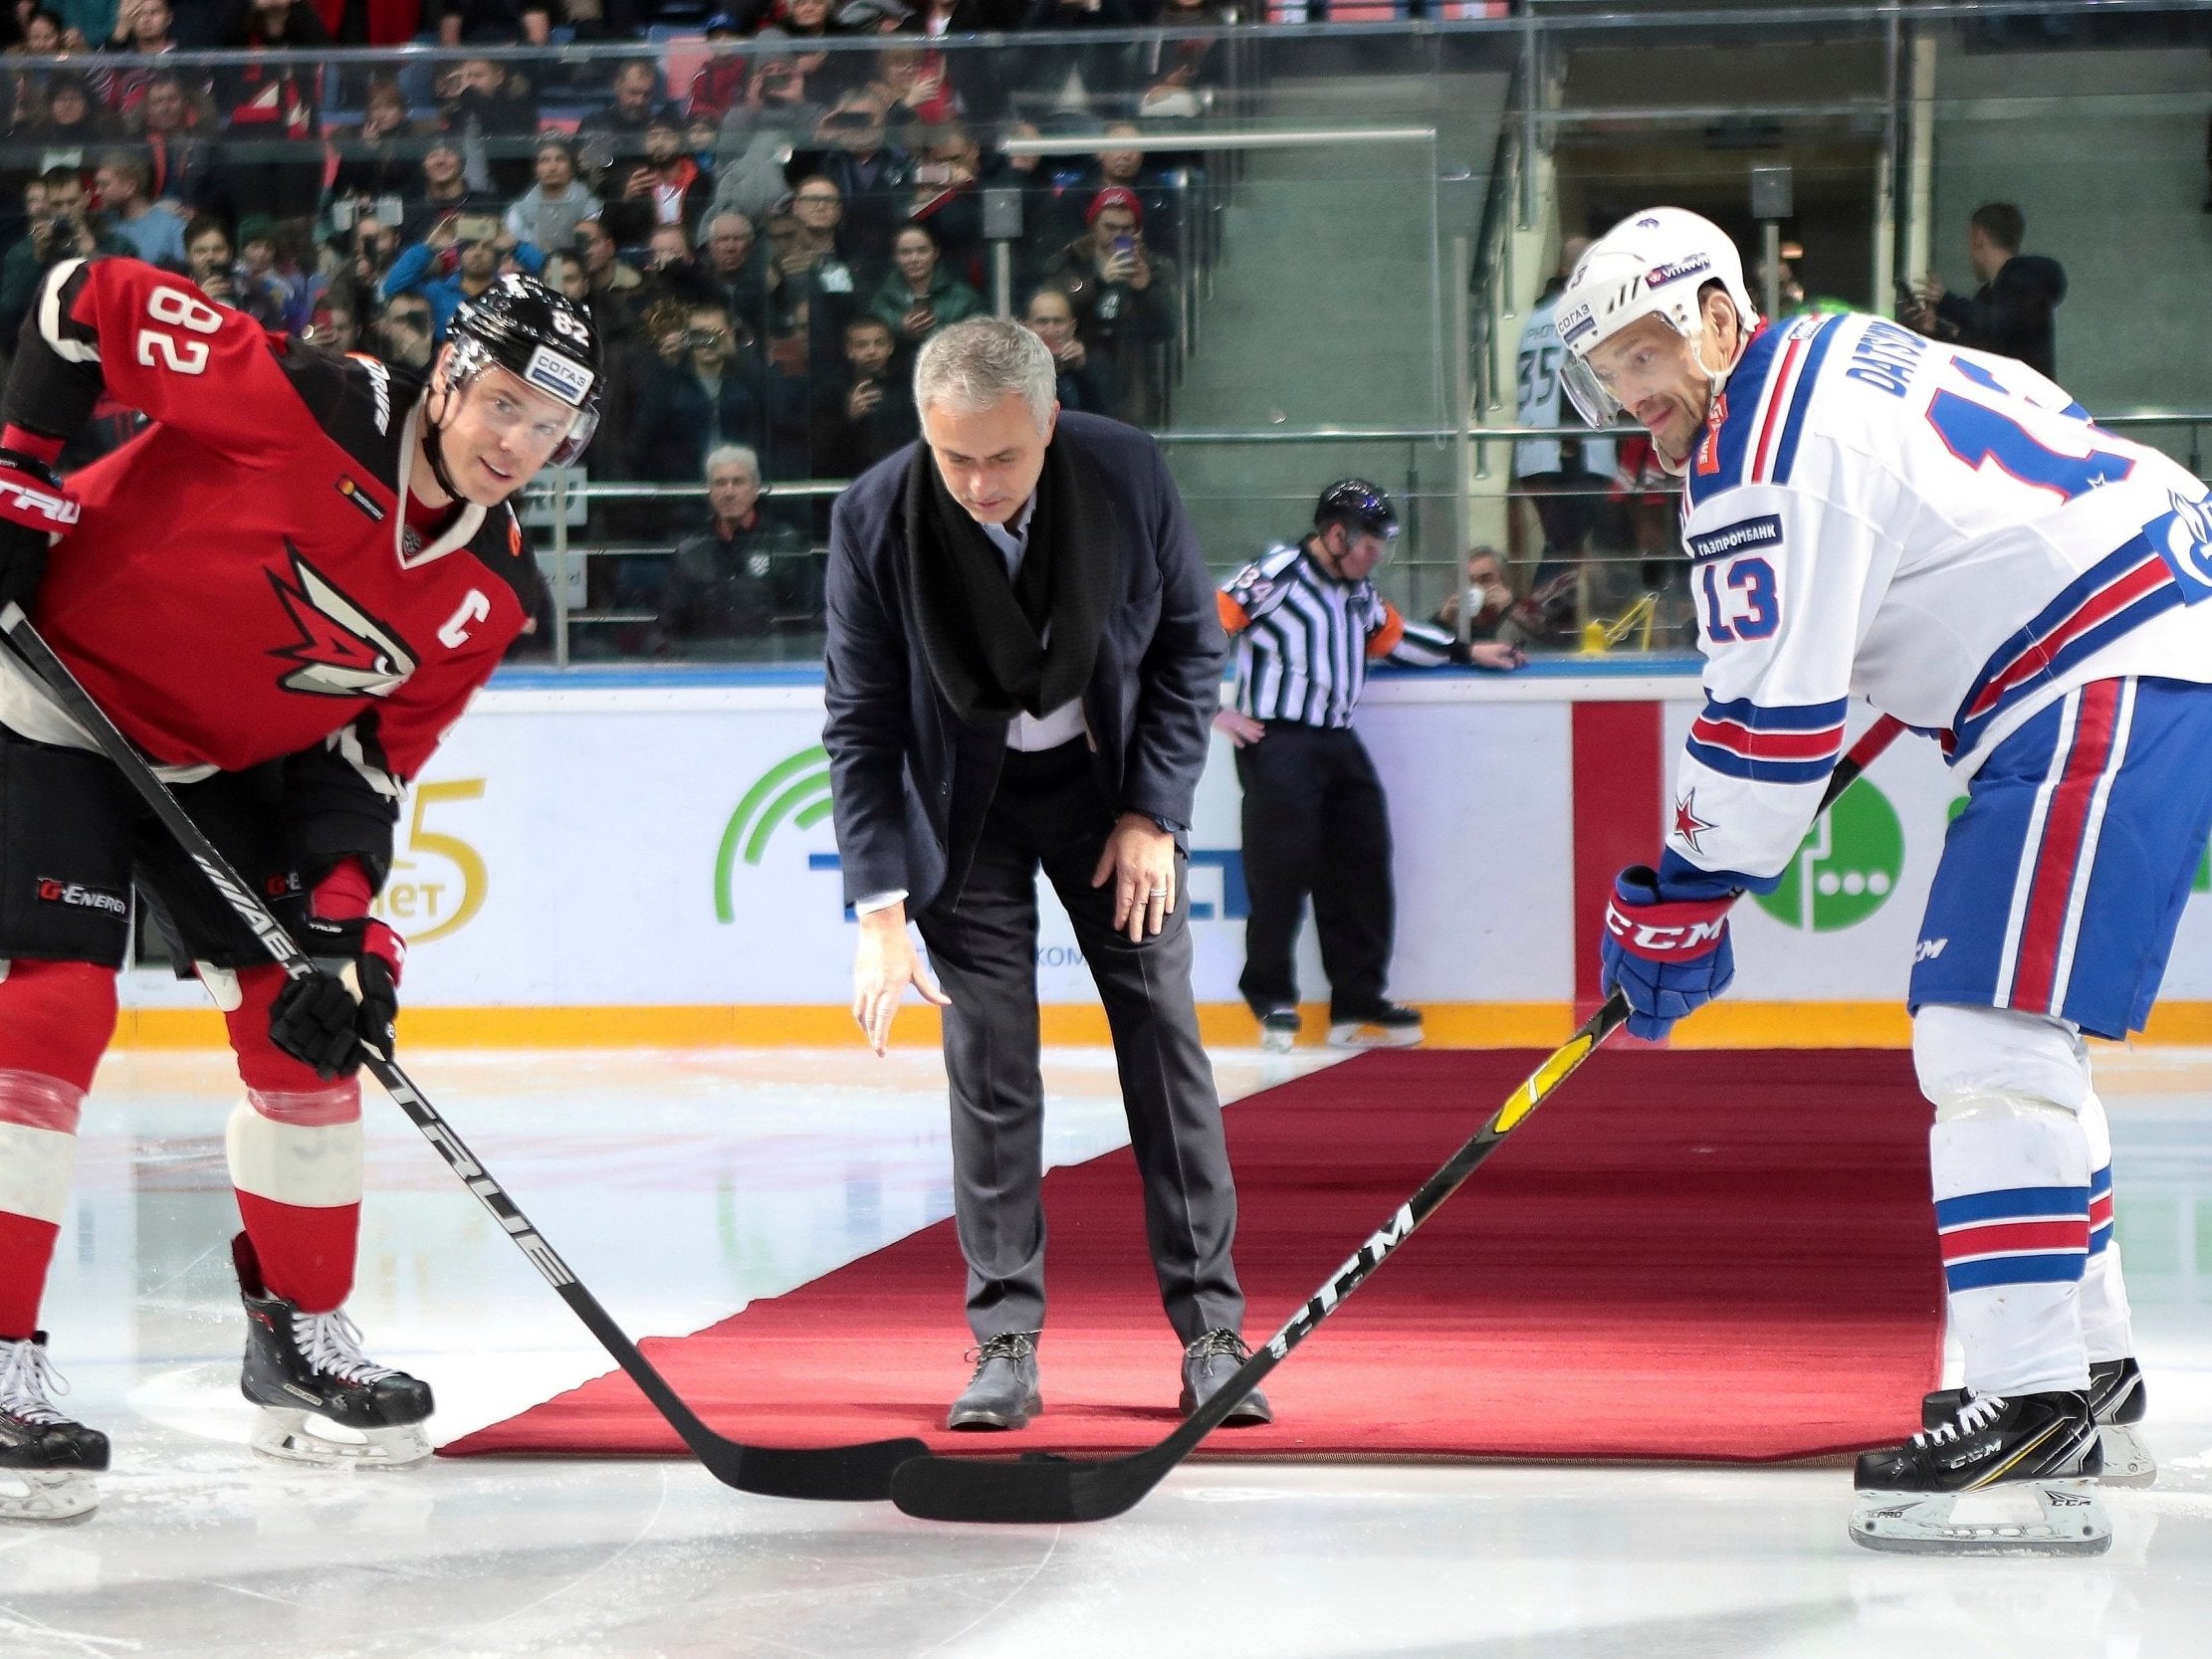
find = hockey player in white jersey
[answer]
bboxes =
[1557,207,2212,1555]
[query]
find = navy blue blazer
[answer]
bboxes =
[822,410,1223,912]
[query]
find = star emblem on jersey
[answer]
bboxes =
[1672,790,1716,854]
[267,542,418,699]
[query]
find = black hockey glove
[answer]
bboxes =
[0,441,81,613]
[268,917,405,1080]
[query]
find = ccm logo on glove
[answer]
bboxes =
[1604,894,1732,957]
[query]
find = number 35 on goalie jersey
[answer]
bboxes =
[1668,311,2212,888]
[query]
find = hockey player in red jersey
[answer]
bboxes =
[0,257,599,1520]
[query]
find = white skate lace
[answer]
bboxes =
[1914,1392,2005,1449]
[0,1338,71,1426]
[293,1311,399,1387]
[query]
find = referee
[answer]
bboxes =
[1215,481,1523,1051]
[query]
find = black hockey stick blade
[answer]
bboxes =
[890,716,1907,1525]
[0,604,927,1502]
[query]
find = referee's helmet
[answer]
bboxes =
[1313,479,1400,541]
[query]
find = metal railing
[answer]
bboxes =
[520,406,2212,666]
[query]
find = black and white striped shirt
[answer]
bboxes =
[1217,542,1454,727]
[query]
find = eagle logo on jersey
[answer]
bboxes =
[267,543,418,699]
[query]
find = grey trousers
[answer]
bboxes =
[916,740,1246,1345]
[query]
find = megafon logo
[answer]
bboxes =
[1752,778,1904,933]
[715,744,833,923]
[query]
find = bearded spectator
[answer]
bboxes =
[506,134,601,255]
[436,54,538,200]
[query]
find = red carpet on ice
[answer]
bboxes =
[445,1049,1943,1465]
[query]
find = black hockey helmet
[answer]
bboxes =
[442,273,601,467]
[1313,478,1400,542]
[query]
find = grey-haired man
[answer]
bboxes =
[822,317,1266,1432]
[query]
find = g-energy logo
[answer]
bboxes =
[36,877,126,916]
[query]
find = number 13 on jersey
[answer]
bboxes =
[1699,556,1779,643]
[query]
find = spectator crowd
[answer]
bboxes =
[0,0,1247,650]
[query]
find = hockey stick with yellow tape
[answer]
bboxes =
[0,604,926,1503]
[890,714,1907,1524]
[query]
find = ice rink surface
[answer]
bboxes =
[5,1043,2209,1659]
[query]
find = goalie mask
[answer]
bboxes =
[434,275,602,472]
[1555,207,1760,429]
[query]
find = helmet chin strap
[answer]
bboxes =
[420,376,472,507]
[1656,311,1756,479]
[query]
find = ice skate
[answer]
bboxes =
[234,1235,433,1469]
[0,1334,107,1522]
[1923,1357,2153,1490]
[1852,1390,2107,1556]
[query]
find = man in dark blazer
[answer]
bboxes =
[822,317,1268,1433]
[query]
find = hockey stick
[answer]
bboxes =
[889,714,1909,1523]
[0,605,925,1503]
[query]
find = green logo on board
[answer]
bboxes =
[1752,780,1905,932]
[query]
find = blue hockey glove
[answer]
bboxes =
[1599,865,1736,1041]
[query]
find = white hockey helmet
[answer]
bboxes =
[1555,207,1760,426]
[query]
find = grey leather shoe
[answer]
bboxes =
[947,1332,1041,1430]
[1180,1329,1272,1425]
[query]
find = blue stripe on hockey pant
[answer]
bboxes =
[1911,677,2212,1039]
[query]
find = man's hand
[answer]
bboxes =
[1466,640,1525,671]
[1091,812,1176,942]
[851,903,950,1056]
[1599,866,1734,1041]
[1917,272,1946,304]
[0,441,80,614]
[1213,709,1264,748]
[847,378,883,419]
[269,916,405,1079]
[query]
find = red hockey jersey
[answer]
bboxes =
[0,257,543,802]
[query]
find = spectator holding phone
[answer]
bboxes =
[379,208,545,337]
[792,94,911,287]
[1042,186,1176,425]
[866,221,982,350]
[623,111,712,231]
[1020,285,1110,413]
[809,312,917,475]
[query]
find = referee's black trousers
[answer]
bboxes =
[1233,723,1394,1019]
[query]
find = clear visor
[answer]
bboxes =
[450,361,597,468]
[1561,311,1699,430]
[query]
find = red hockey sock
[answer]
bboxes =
[0,958,118,1094]
[0,963,111,1339]
[223,965,362,1313]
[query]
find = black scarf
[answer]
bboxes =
[902,432,1116,726]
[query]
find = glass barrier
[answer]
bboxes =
[4,5,2206,666]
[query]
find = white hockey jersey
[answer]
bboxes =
[1514,293,1619,480]
[1666,310,2212,887]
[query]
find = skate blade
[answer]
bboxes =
[1850,1479,2111,1556]
[0,1469,99,1523]
[250,1408,432,1470]
[2098,1423,2156,1488]
[1326,1022,1422,1049]
[1259,1030,1297,1054]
